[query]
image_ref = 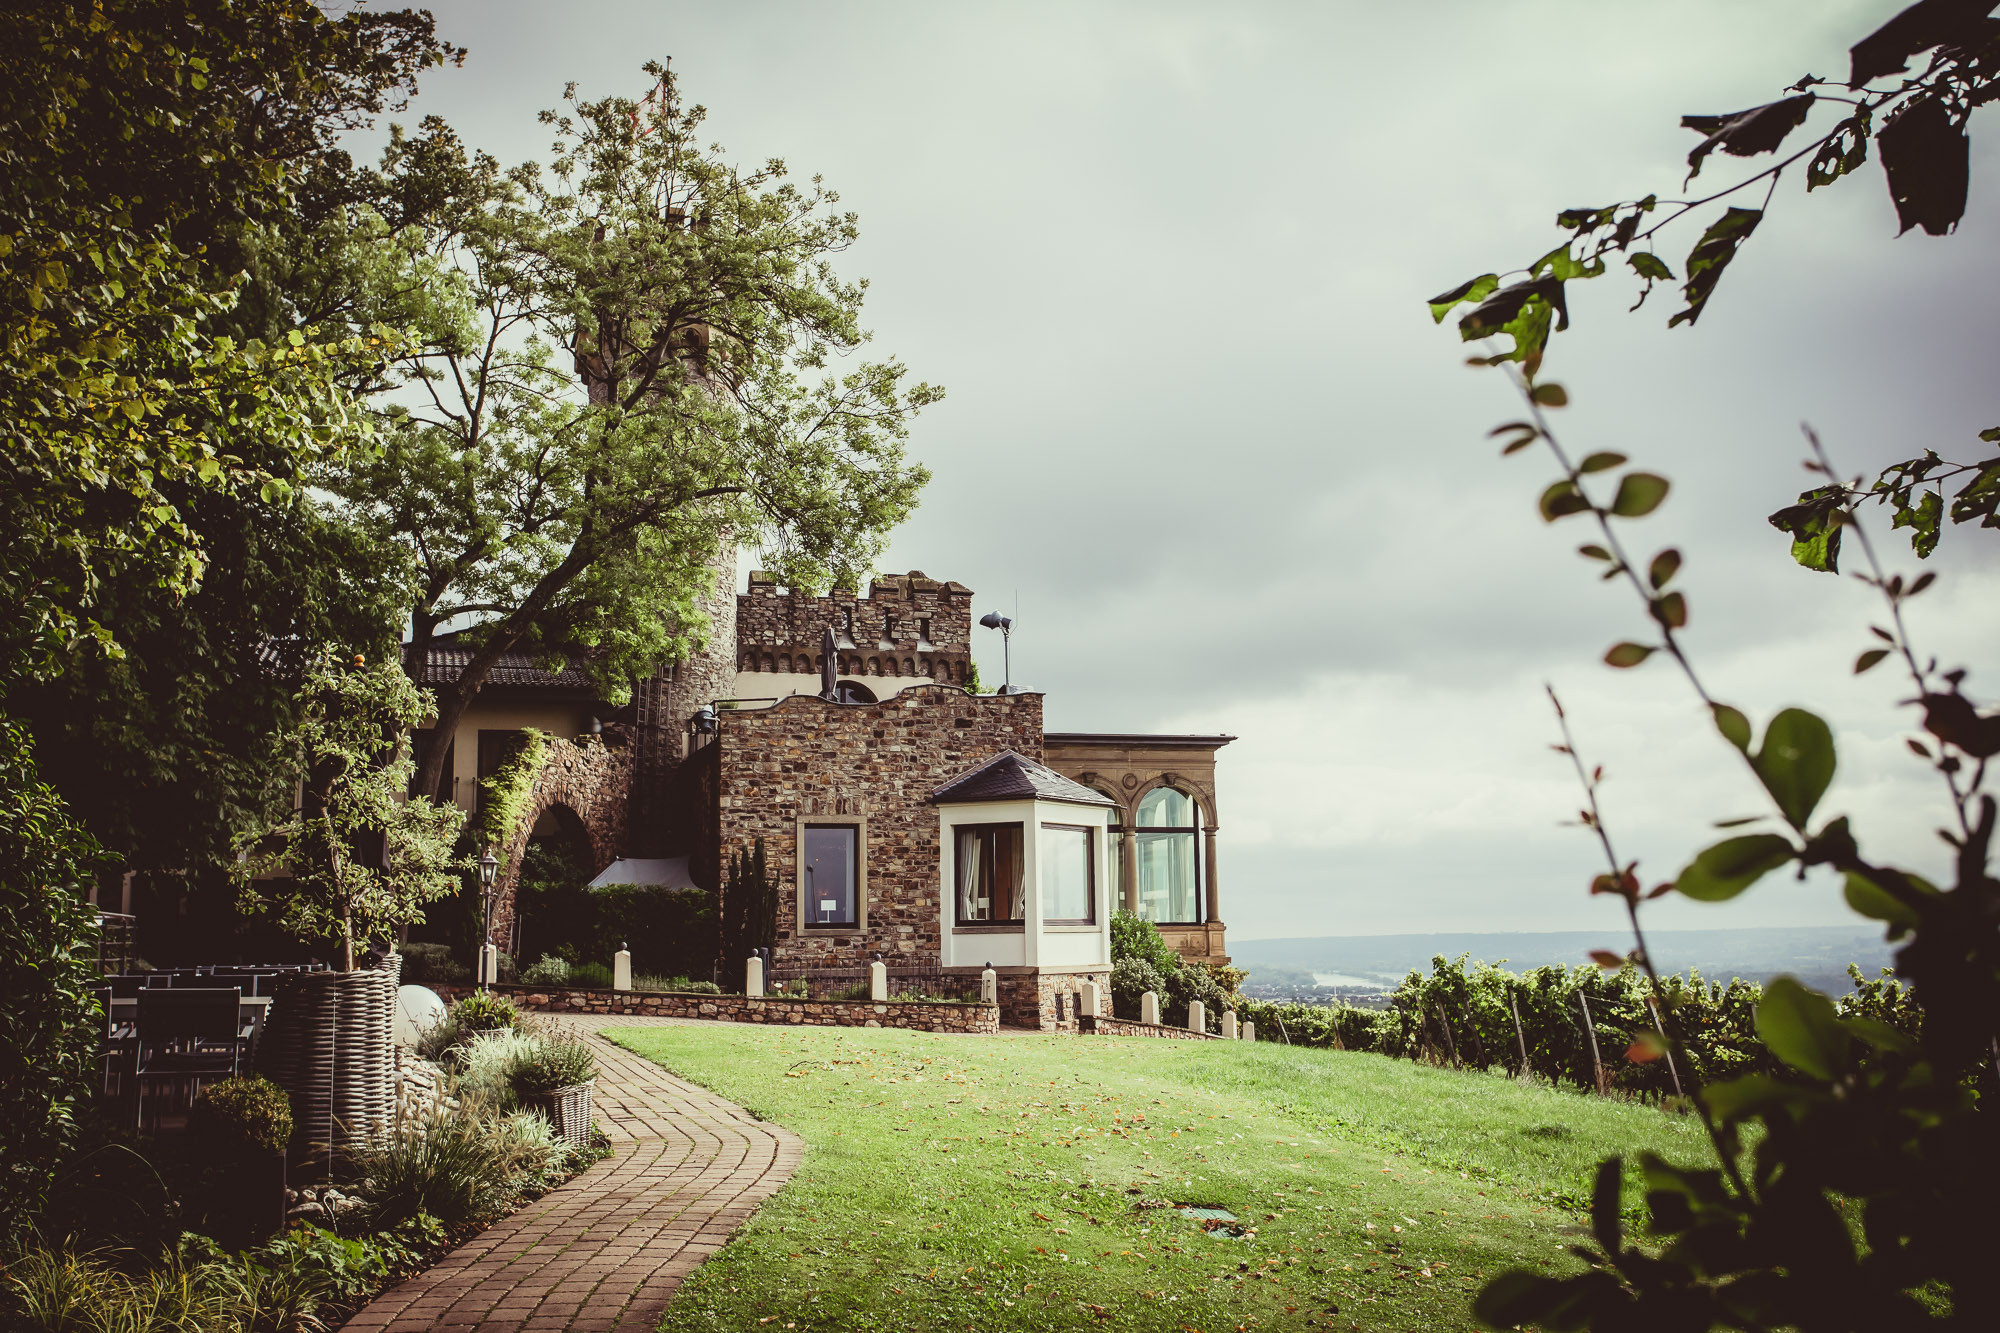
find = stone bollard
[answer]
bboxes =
[1242,1020,1256,1043]
[478,943,498,988]
[746,955,765,998]
[870,960,888,1002]
[1221,1009,1238,1040]
[1188,999,1207,1035]
[980,967,998,1006]
[1140,990,1160,1026]
[613,944,632,992]
[1080,981,1101,1020]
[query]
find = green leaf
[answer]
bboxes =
[1578,451,1625,473]
[1628,251,1674,282]
[1808,113,1871,191]
[1674,833,1795,901]
[1609,472,1670,517]
[1879,95,1968,237]
[1753,708,1836,829]
[1578,543,1613,561]
[1456,277,1567,363]
[1768,486,1845,572]
[1648,548,1681,588]
[1603,642,1654,669]
[1530,382,1569,407]
[1841,870,1927,930]
[1539,480,1591,522]
[1653,591,1687,629]
[1712,703,1751,752]
[1890,489,1941,559]
[1682,95,1816,179]
[1854,648,1889,674]
[1669,206,1762,328]
[1427,273,1499,324]
[1590,1157,1622,1255]
[1699,1072,1816,1122]
[1755,977,1849,1081]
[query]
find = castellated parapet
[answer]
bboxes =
[737,570,975,686]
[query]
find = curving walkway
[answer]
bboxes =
[343,1016,801,1333]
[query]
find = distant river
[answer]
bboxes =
[1312,972,1394,990]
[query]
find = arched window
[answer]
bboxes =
[834,680,876,703]
[1135,786,1202,924]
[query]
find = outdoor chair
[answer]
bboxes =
[96,985,138,1102]
[134,987,249,1132]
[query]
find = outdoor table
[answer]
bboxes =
[110,994,270,1046]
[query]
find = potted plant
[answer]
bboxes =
[188,1076,294,1247]
[233,652,469,1176]
[507,1036,598,1147]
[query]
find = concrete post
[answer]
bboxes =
[1140,990,1160,1026]
[1080,981,1102,1018]
[869,960,888,1002]
[980,967,998,1006]
[613,944,632,992]
[1221,1009,1238,1040]
[746,955,765,998]
[1188,999,1207,1035]
[479,943,498,988]
[1242,1020,1256,1043]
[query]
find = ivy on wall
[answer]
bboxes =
[473,729,551,871]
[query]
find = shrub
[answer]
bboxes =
[567,961,612,989]
[450,992,519,1034]
[398,942,469,985]
[506,1036,597,1098]
[1109,956,1167,1020]
[349,1102,550,1230]
[454,1029,544,1109]
[519,954,570,986]
[1109,909,1183,976]
[189,1076,294,1157]
[634,974,720,993]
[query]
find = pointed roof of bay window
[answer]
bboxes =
[930,749,1116,808]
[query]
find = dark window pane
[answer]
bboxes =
[803,826,858,928]
[955,823,1024,923]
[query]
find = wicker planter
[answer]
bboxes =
[523,1079,594,1147]
[255,955,400,1179]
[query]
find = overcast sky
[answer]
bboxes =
[388,0,2000,943]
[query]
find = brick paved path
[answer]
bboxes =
[343,1016,801,1333]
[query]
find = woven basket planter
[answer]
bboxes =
[524,1079,594,1147]
[255,955,400,1179]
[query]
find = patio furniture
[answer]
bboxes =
[135,987,251,1132]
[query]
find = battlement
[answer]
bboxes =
[738,570,975,686]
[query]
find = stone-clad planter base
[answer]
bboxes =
[1078,1013,1220,1040]
[434,983,1000,1034]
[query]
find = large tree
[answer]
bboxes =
[333,69,940,802]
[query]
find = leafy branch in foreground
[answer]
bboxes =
[1430,0,2000,565]
[1458,360,1998,1330]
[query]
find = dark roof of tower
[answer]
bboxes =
[930,749,1117,808]
[412,633,596,692]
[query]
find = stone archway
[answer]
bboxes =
[490,735,632,954]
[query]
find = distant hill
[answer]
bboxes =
[1230,926,1894,999]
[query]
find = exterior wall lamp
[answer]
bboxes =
[978,612,1013,693]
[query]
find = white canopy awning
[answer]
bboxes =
[586,857,699,891]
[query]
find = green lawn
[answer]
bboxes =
[610,1025,1711,1333]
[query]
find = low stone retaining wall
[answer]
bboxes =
[1078,1013,1220,1040]
[434,983,1000,1034]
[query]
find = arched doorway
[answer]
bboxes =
[511,803,593,966]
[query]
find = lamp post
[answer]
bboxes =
[477,849,499,990]
[978,611,1013,693]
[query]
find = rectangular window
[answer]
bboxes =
[801,825,859,929]
[954,823,1024,925]
[1040,824,1095,923]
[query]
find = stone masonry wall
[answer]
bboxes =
[998,968,1112,1033]
[435,983,998,1034]
[1078,1014,1220,1041]
[737,570,974,686]
[716,686,1042,970]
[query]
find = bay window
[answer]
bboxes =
[955,822,1024,925]
[1135,786,1201,924]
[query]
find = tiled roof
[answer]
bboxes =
[415,638,596,691]
[930,749,1117,808]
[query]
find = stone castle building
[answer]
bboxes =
[422,565,1232,1031]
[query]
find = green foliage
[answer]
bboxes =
[449,991,520,1035]
[568,961,613,989]
[519,953,570,986]
[1108,955,1167,1020]
[1426,12,2000,1322]
[634,975,721,994]
[1109,908,1183,977]
[397,941,469,984]
[507,1036,597,1098]
[471,729,549,870]
[516,834,717,980]
[350,1102,567,1230]
[0,723,105,1245]
[188,1077,295,1159]
[234,651,467,968]
[1427,1,2000,563]
[340,67,942,802]
[718,839,778,975]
